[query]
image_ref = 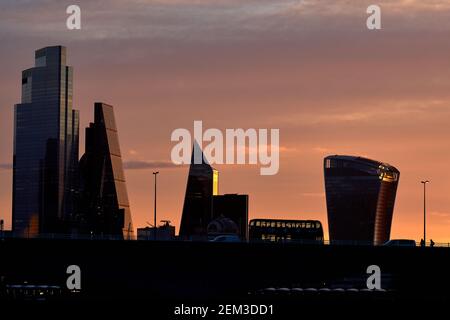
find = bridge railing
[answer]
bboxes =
[1,231,449,247]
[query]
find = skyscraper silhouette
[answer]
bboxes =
[324,155,400,245]
[78,103,134,239]
[179,142,219,239]
[13,46,79,236]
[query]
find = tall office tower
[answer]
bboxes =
[78,103,134,239]
[211,194,249,240]
[179,142,219,239]
[13,46,79,237]
[324,155,400,245]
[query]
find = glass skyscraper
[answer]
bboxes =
[324,155,400,245]
[78,103,134,239]
[13,46,79,236]
[179,142,219,239]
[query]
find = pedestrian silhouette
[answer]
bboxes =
[420,239,425,247]
[430,239,435,247]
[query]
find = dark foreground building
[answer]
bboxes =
[211,194,248,240]
[2,238,450,314]
[179,142,219,239]
[249,219,324,243]
[324,155,400,245]
[78,103,134,239]
[137,221,176,241]
[13,46,79,237]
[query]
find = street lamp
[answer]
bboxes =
[421,180,430,246]
[153,171,159,241]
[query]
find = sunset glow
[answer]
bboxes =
[1,0,450,242]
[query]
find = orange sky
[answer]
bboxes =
[1,0,450,242]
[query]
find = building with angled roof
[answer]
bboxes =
[78,102,134,239]
[179,142,219,239]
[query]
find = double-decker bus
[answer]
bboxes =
[249,219,324,244]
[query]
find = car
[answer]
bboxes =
[383,239,416,247]
[210,235,241,243]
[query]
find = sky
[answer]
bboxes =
[1,0,450,242]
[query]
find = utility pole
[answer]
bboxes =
[153,171,159,241]
[421,180,430,246]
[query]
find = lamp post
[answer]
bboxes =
[421,180,430,246]
[153,171,159,240]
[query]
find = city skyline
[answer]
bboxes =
[1,1,450,242]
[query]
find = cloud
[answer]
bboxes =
[123,160,181,170]
[382,0,450,12]
[313,147,331,153]
[0,0,306,42]
[272,99,450,128]
[3,0,449,44]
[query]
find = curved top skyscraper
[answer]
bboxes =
[324,155,400,245]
